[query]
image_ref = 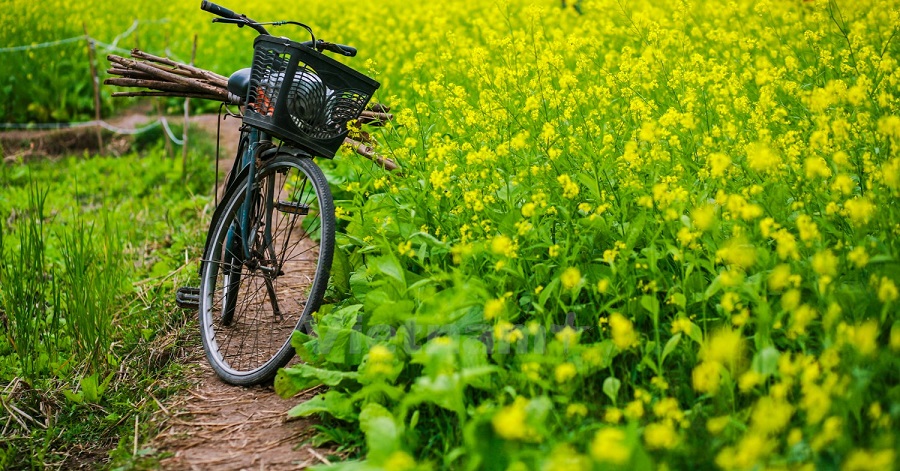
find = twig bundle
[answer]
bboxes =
[106,49,239,103]
[105,49,399,170]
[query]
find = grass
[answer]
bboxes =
[0,128,216,469]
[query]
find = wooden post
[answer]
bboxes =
[183,34,197,178]
[83,23,103,151]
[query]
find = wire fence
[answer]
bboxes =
[0,19,188,145]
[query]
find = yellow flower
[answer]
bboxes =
[847,320,879,356]
[811,416,842,451]
[812,249,839,277]
[624,399,644,420]
[492,397,539,442]
[751,396,794,434]
[560,267,582,290]
[848,246,869,268]
[609,313,638,350]
[878,277,898,303]
[397,240,414,257]
[843,449,896,471]
[590,428,631,464]
[643,422,679,450]
[671,317,693,335]
[707,416,730,435]
[483,298,505,321]
[604,407,623,424]
[715,434,772,470]
[490,235,516,257]
[804,156,832,179]
[768,264,793,291]
[796,215,821,244]
[843,197,876,226]
[746,142,779,172]
[691,204,717,231]
[521,202,536,218]
[566,403,588,418]
[557,174,580,199]
[383,451,417,471]
[708,152,732,178]
[522,362,541,382]
[701,329,744,372]
[554,362,577,383]
[692,361,723,395]
[596,279,610,294]
[716,236,757,269]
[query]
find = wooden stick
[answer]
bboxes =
[184,34,198,173]
[112,91,228,101]
[83,23,103,150]
[343,137,400,171]
[131,49,228,87]
[107,67,156,79]
[107,55,229,99]
[360,110,393,121]
[104,78,198,93]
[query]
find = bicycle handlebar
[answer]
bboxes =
[300,40,357,58]
[201,1,357,57]
[201,0,269,35]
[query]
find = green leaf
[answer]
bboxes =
[350,271,372,301]
[62,389,84,404]
[752,346,780,377]
[287,390,357,421]
[640,295,660,318]
[370,299,416,325]
[661,333,681,364]
[359,403,401,464]
[603,376,621,405]
[274,363,359,398]
[317,324,373,366]
[670,292,686,308]
[372,254,406,286]
[688,322,703,344]
[331,246,352,295]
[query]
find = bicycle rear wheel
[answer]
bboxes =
[199,154,335,385]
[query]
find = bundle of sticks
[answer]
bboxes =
[105,49,398,170]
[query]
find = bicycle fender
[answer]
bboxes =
[262,144,312,160]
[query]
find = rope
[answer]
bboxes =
[0,118,189,145]
[0,18,190,146]
[0,18,173,54]
[159,117,184,145]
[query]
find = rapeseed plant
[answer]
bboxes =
[13,0,899,468]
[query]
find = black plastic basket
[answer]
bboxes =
[242,35,380,158]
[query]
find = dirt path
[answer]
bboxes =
[148,114,329,470]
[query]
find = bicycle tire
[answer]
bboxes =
[198,154,335,385]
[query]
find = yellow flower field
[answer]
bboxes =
[6,0,899,469]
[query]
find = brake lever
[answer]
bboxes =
[212,17,248,27]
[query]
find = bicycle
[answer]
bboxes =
[175,1,379,386]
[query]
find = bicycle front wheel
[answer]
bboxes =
[199,154,335,385]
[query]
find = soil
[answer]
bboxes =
[1,111,333,470]
[150,113,329,471]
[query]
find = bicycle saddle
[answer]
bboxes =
[227,68,252,100]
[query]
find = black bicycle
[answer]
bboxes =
[177,1,379,385]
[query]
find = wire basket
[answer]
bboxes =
[242,35,380,158]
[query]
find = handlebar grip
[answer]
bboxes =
[200,0,240,19]
[330,43,357,57]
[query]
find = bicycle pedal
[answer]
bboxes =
[176,286,200,310]
[276,200,309,215]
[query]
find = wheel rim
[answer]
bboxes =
[200,160,327,378]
